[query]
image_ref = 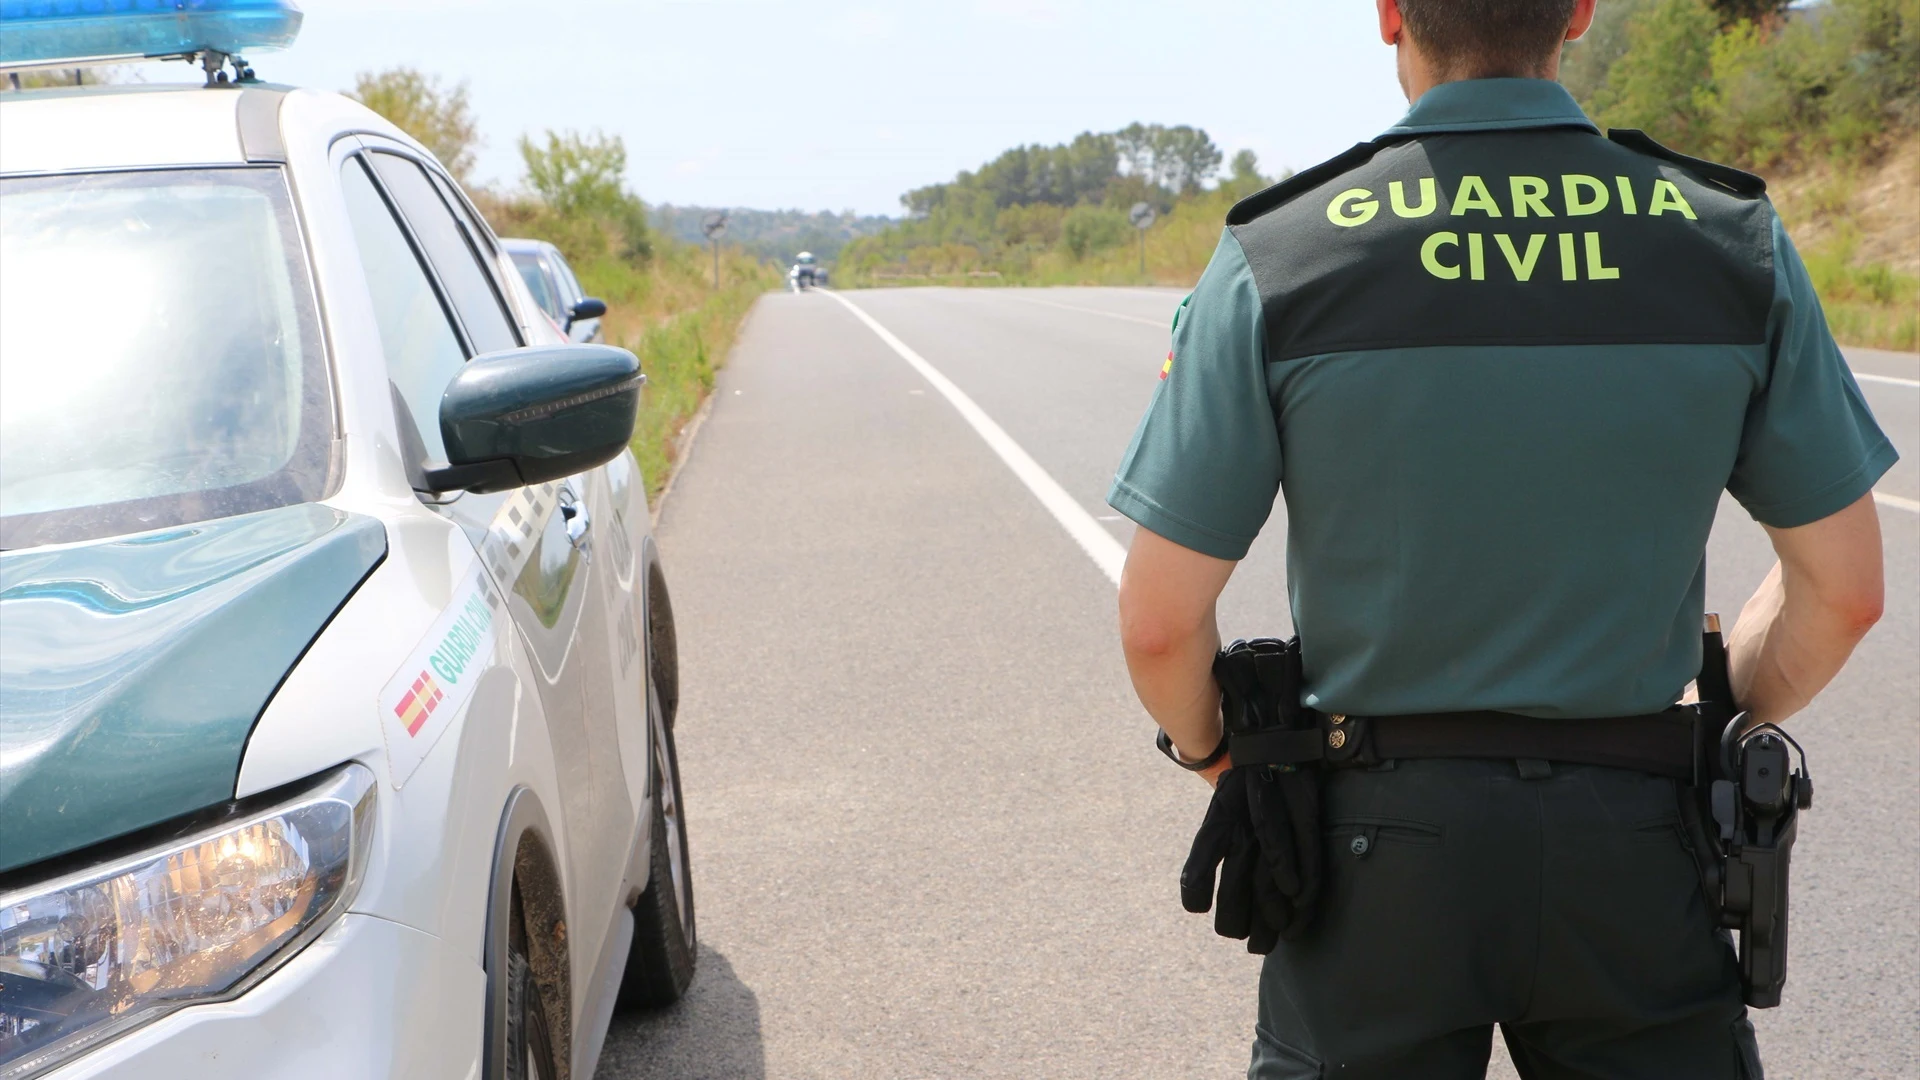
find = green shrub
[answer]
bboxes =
[1061,205,1130,260]
[1591,0,1720,147]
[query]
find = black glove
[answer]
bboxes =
[1180,767,1283,953]
[1244,763,1323,941]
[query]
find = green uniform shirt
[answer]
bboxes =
[1108,79,1896,719]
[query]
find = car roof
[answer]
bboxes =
[501,237,561,258]
[0,83,264,174]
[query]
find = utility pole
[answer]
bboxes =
[702,211,728,289]
[1129,201,1157,280]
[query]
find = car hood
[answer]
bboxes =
[0,504,386,874]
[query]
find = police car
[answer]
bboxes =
[0,3,695,1078]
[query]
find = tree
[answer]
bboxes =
[1710,0,1791,24]
[1591,0,1720,150]
[519,130,652,260]
[1560,0,1654,107]
[1151,125,1225,195]
[1224,149,1269,196]
[350,68,478,182]
[1114,123,1225,195]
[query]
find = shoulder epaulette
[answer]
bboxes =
[1226,139,1391,226]
[1606,128,1766,198]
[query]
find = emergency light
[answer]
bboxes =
[0,0,303,69]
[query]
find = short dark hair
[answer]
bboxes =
[1398,0,1579,78]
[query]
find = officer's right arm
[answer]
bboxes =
[1724,216,1895,725]
[1730,494,1884,727]
[1110,229,1280,780]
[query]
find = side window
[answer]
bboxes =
[339,156,464,469]
[552,253,585,305]
[511,250,565,321]
[369,152,520,355]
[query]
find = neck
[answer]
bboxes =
[1398,50,1562,102]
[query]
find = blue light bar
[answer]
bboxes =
[0,0,303,67]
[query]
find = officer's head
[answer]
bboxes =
[1377,0,1598,99]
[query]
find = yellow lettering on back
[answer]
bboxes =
[1328,188,1379,227]
[1390,178,1438,218]
[1563,174,1610,216]
[1468,233,1486,280]
[1422,232,1462,279]
[1558,233,1578,280]
[1649,179,1698,219]
[1510,176,1554,218]
[1451,175,1502,217]
[1585,232,1621,280]
[1495,234,1547,281]
[1615,176,1639,215]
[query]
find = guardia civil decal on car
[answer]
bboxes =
[0,5,699,1078]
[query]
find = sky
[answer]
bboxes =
[120,1,1413,217]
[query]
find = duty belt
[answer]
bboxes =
[1229,707,1699,780]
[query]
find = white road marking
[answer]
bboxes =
[822,289,1128,585]
[1854,372,1920,389]
[993,292,1168,329]
[1875,491,1920,513]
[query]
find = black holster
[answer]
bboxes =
[1687,623,1812,1009]
[1179,638,1325,954]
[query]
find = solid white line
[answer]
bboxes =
[993,292,1168,328]
[821,290,1128,586]
[1874,491,1920,513]
[1854,372,1920,389]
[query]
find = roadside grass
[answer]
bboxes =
[1803,251,1919,351]
[570,243,779,500]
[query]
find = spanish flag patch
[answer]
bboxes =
[1160,351,1173,380]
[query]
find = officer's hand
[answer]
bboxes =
[1200,751,1234,788]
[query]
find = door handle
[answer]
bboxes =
[558,487,592,548]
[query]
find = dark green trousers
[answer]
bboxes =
[1250,759,1764,1080]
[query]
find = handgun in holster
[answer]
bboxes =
[1686,614,1814,1009]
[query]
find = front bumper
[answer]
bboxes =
[42,914,483,1080]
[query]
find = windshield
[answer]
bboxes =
[0,168,332,549]
[510,250,564,321]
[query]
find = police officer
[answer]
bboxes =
[1109,1,1894,1076]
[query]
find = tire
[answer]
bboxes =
[617,676,697,1008]
[504,938,557,1080]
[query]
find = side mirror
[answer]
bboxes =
[423,343,643,495]
[566,296,607,329]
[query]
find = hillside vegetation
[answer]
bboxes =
[846,0,1918,350]
[351,70,778,496]
[651,205,895,264]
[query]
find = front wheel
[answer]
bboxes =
[618,679,697,1008]
[504,934,557,1079]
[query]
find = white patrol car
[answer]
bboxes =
[0,4,695,1079]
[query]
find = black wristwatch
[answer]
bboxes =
[1157,728,1230,771]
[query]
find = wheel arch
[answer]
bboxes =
[640,538,678,730]
[484,786,574,1080]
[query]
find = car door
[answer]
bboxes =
[345,144,635,934]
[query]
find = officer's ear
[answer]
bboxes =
[1567,0,1599,41]
[1375,0,1403,47]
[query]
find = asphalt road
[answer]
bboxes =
[599,287,1918,1079]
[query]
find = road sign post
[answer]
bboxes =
[702,211,728,289]
[1129,202,1157,279]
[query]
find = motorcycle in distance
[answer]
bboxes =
[788,251,829,291]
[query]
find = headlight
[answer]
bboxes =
[0,763,374,1078]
